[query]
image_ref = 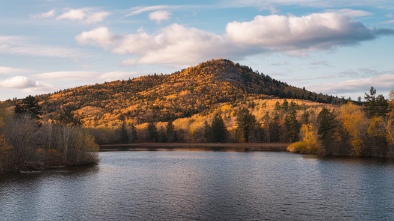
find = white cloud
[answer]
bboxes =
[58,8,85,21]
[33,9,56,19]
[0,76,53,91]
[127,5,170,16]
[222,0,394,8]
[85,12,110,24]
[0,35,85,58]
[149,10,171,24]
[98,72,138,82]
[309,73,394,94]
[327,9,372,17]
[116,24,253,65]
[76,12,393,66]
[0,67,28,74]
[76,27,119,49]
[33,70,137,83]
[226,13,376,52]
[35,71,97,81]
[57,8,109,24]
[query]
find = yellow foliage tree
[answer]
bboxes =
[287,123,319,154]
[300,123,319,153]
[339,102,366,156]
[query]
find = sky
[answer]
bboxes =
[0,0,394,101]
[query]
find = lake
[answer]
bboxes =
[1,151,394,220]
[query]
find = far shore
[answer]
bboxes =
[99,143,290,152]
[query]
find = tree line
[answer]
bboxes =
[97,87,394,158]
[288,87,394,157]
[0,96,99,173]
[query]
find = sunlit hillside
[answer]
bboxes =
[33,59,340,129]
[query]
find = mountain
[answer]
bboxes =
[33,59,340,127]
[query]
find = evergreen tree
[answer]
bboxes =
[364,86,389,118]
[15,95,42,120]
[236,108,256,142]
[130,123,138,143]
[269,109,281,142]
[301,110,310,125]
[119,115,129,144]
[282,99,289,112]
[147,122,159,142]
[317,108,337,154]
[285,103,300,142]
[158,127,167,143]
[57,105,82,126]
[204,121,212,142]
[263,112,270,142]
[211,114,227,142]
[166,120,177,143]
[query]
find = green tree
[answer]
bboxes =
[364,86,389,118]
[236,108,256,142]
[57,105,82,126]
[147,122,159,142]
[317,108,337,154]
[301,110,310,125]
[211,114,227,142]
[269,110,281,142]
[118,115,129,144]
[282,99,289,112]
[284,102,300,142]
[166,120,177,143]
[263,112,270,142]
[158,127,167,143]
[14,95,42,120]
[130,123,138,143]
[204,121,212,142]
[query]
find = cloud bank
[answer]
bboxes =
[75,12,393,66]
[226,13,376,52]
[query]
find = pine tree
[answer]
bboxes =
[211,114,227,142]
[147,122,159,142]
[364,86,389,118]
[284,102,300,142]
[166,120,177,143]
[130,123,138,143]
[317,108,337,154]
[236,108,256,142]
[15,95,42,120]
[204,121,212,142]
[269,109,281,142]
[119,115,129,144]
[282,99,289,112]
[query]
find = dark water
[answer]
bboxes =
[1,151,394,221]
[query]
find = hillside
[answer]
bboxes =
[33,59,340,128]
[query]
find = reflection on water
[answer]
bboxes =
[1,151,394,220]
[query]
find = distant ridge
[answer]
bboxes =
[29,59,340,126]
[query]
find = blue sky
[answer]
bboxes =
[1,0,394,101]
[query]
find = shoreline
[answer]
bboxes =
[99,143,290,152]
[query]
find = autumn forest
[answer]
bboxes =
[1,59,394,172]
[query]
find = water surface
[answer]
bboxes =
[1,151,394,220]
